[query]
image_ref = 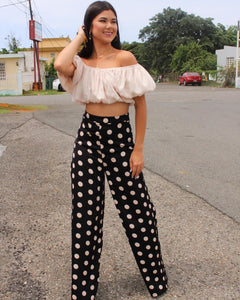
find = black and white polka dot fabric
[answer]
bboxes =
[71,112,168,299]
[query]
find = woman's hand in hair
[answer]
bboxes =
[78,25,87,42]
[54,26,86,76]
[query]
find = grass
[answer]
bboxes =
[0,89,65,97]
[23,89,66,96]
[0,103,48,114]
[201,81,222,87]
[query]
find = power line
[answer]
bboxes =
[32,0,41,20]
[31,0,71,50]
[32,0,61,38]
[2,0,70,51]
[1,0,29,15]
[11,0,29,9]
[13,0,31,47]
[0,0,28,9]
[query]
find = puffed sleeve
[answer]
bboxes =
[114,63,156,99]
[57,55,83,93]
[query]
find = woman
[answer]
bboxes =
[54,1,168,299]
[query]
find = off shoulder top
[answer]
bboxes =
[57,55,156,105]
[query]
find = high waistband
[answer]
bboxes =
[83,111,130,124]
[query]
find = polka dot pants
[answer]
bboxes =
[71,112,168,299]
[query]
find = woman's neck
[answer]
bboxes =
[92,41,114,59]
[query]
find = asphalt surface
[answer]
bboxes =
[0,85,240,299]
[146,85,240,224]
[4,84,240,223]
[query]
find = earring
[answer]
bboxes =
[89,32,92,40]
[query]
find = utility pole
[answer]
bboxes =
[236,21,240,88]
[28,0,42,90]
[28,0,33,20]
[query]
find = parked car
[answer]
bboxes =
[52,78,65,91]
[178,72,202,86]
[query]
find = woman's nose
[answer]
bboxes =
[106,22,111,28]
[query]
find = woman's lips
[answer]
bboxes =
[103,32,113,36]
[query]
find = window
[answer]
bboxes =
[0,62,6,80]
[226,57,234,68]
[50,52,55,58]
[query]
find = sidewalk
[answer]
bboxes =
[0,112,239,300]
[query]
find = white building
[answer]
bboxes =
[215,46,237,69]
[19,51,48,92]
[0,51,48,96]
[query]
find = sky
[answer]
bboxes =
[0,0,239,50]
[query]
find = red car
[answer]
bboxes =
[178,72,202,86]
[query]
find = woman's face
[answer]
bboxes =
[91,10,118,43]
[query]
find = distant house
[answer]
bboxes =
[0,53,24,95]
[39,37,71,64]
[0,51,48,95]
[215,46,237,69]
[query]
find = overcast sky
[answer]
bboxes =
[0,0,239,49]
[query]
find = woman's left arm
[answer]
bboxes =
[130,95,147,178]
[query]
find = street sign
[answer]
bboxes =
[29,20,42,42]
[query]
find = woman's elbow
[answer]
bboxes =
[54,62,75,78]
[54,59,62,72]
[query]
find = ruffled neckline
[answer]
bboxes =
[58,55,156,105]
[79,57,139,71]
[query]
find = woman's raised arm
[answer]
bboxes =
[54,26,86,77]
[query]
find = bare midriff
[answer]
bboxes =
[86,102,130,117]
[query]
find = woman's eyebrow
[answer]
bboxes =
[98,16,117,21]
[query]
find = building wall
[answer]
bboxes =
[0,56,22,95]
[0,52,48,95]
[216,46,237,69]
[18,51,48,90]
[39,37,71,64]
[19,51,34,72]
[21,60,47,91]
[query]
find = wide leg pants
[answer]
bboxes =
[71,112,168,300]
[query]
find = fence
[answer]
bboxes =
[46,78,56,90]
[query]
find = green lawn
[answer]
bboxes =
[23,89,66,96]
[0,90,65,97]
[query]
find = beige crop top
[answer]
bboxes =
[58,55,156,105]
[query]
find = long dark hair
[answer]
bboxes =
[78,1,121,58]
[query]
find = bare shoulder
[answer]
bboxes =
[115,50,137,67]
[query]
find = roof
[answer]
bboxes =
[0,53,48,61]
[0,53,25,58]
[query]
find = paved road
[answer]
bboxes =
[146,84,240,223]
[2,84,240,223]
[1,85,240,299]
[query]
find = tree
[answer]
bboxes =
[6,34,21,53]
[138,7,235,74]
[45,58,57,78]
[0,48,9,54]
[121,41,150,69]
[139,8,189,73]
[218,65,236,87]
[121,41,143,61]
[171,42,217,74]
[213,24,237,50]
